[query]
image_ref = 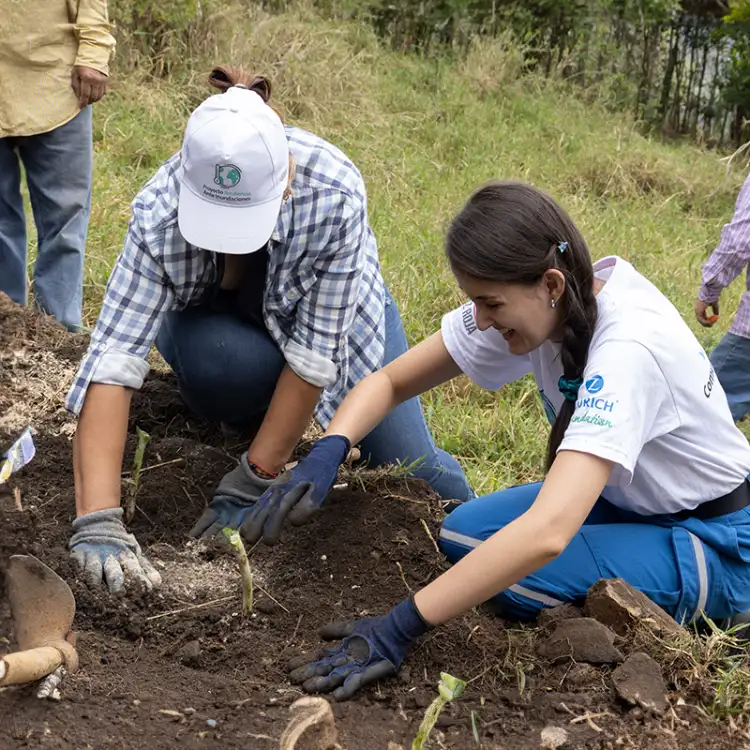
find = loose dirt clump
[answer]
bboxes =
[537,618,624,665]
[0,292,84,437]
[0,296,743,748]
[612,653,669,715]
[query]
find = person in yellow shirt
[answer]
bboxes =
[0,1,116,332]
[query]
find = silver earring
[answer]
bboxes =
[551,299,557,308]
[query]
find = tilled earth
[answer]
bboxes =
[0,293,743,749]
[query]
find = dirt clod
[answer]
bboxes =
[540,725,569,748]
[612,652,669,715]
[280,696,340,750]
[178,639,202,668]
[585,578,685,639]
[538,617,624,664]
[563,662,600,687]
[255,599,277,615]
[537,603,583,631]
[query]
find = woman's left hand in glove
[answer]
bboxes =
[286,594,431,701]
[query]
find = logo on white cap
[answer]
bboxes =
[214,163,242,189]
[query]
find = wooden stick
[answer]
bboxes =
[122,458,184,477]
[13,487,22,512]
[420,519,441,555]
[570,711,612,730]
[468,661,498,684]
[145,595,237,621]
[285,614,304,649]
[256,584,290,613]
[395,561,412,592]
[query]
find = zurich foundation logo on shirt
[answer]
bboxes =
[574,373,616,428]
[214,163,242,188]
[585,374,604,394]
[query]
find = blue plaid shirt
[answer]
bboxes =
[65,125,386,427]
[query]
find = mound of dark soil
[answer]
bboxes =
[0,295,734,749]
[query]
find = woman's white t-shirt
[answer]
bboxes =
[441,255,750,516]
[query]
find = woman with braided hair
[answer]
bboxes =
[281,180,750,702]
[65,65,473,596]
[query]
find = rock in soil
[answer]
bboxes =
[585,578,685,638]
[563,662,600,687]
[612,652,669,715]
[537,603,583,631]
[256,598,278,615]
[280,696,339,750]
[178,639,202,668]
[538,617,624,664]
[541,725,569,748]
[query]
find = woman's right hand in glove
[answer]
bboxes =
[68,507,162,596]
[189,453,277,540]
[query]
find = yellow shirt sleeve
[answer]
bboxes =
[73,0,116,75]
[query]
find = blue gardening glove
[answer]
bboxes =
[189,453,277,539]
[69,507,162,596]
[286,595,430,701]
[239,434,351,546]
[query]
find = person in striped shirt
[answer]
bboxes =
[65,67,473,595]
[695,172,750,423]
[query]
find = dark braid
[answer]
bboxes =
[445,181,598,471]
[545,243,598,469]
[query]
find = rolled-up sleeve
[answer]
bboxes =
[65,217,174,415]
[284,195,364,388]
[74,0,116,75]
[699,174,750,304]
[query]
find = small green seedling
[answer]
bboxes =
[470,710,480,745]
[223,528,253,615]
[412,672,467,750]
[124,426,151,523]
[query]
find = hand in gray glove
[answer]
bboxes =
[189,452,276,539]
[69,507,162,596]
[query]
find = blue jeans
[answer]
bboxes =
[0,107,93,331]
[439,481,750,624]
[710,332,750,422]
[154,290,474,502]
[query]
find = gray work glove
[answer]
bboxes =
[189,453,276,540]
[69,507,162,596]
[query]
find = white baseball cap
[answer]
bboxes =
[177,86,289,254]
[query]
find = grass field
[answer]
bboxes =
[27,2,750,495]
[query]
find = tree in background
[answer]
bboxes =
[717,0,750,146]
[108,0,749,148]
